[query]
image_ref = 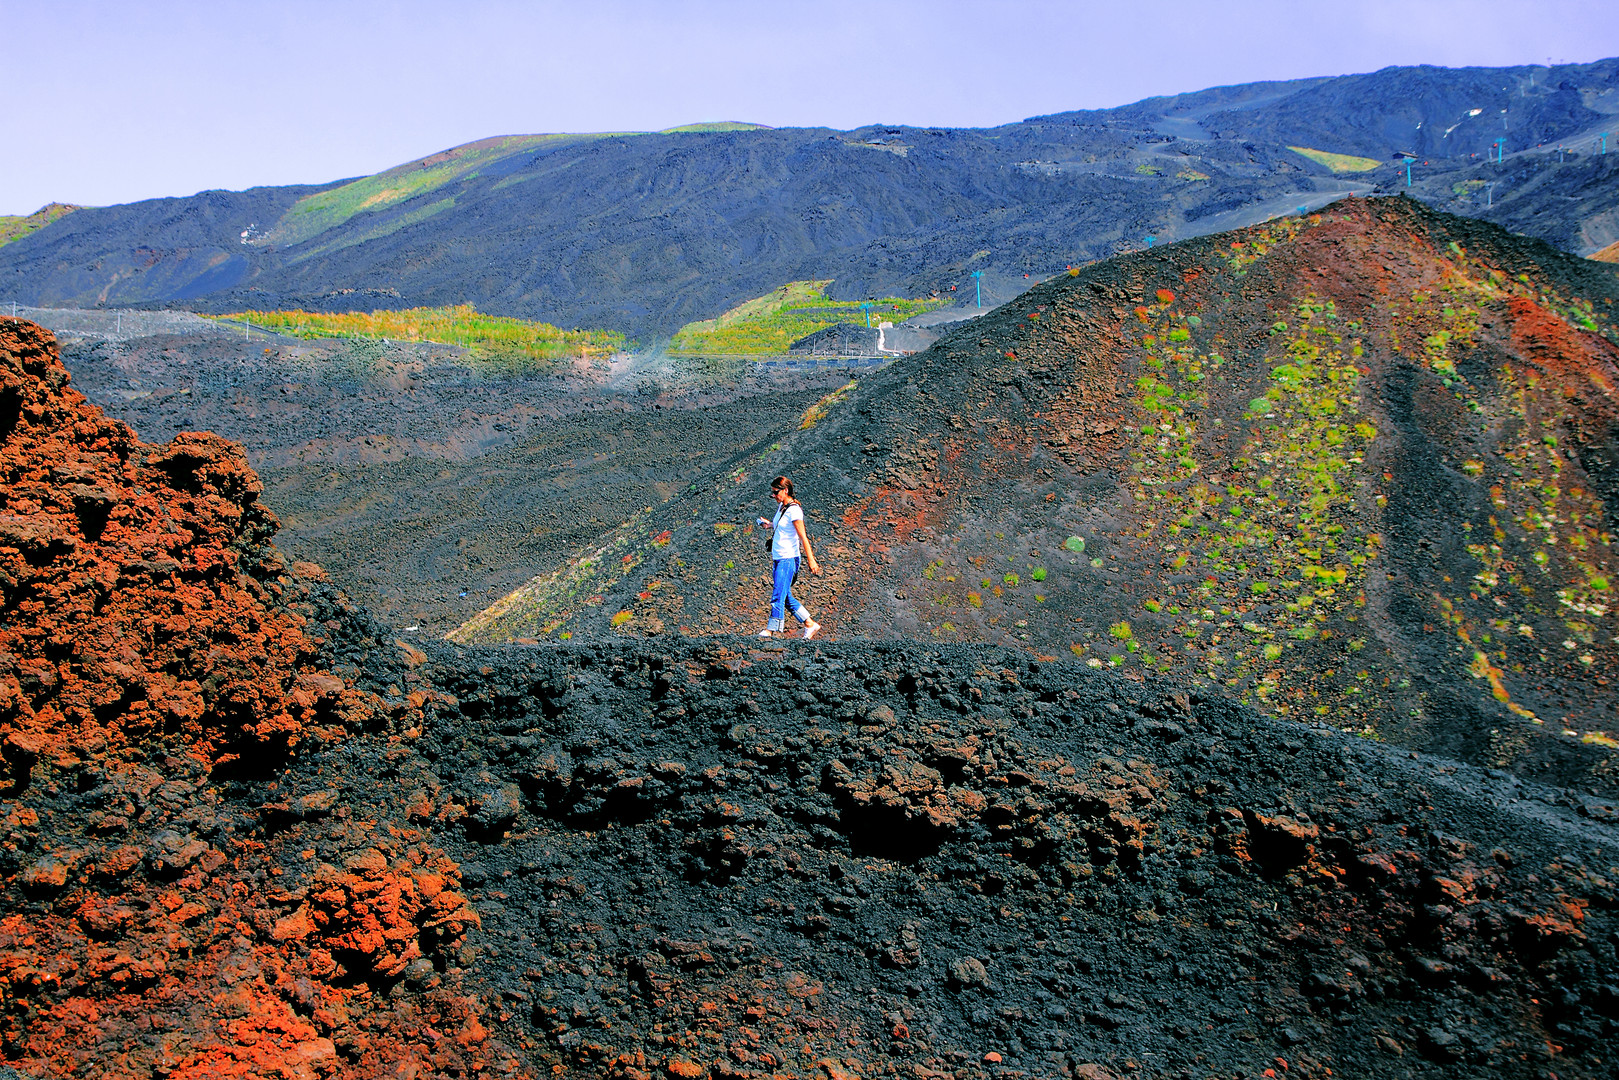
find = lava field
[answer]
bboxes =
[470,198,1619,799]
[59,329,843,636]
[3,196,1619,1080]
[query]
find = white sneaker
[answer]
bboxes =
[803,621,821,640]
[758,629,773,637]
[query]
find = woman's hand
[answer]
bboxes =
[809,560,822,575]
[756,517,770,528]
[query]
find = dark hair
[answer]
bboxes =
[771,475,794,498]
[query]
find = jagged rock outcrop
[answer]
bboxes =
[0,319,509,1079]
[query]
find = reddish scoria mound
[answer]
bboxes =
[0,318,331,775]
[467,197,1619,792]
[0,319,517,1079]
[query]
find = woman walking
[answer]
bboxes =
[756,475,822,639]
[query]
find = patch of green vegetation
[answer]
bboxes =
[1288,146,1382,173]
[668,281,947,356]
[266,123,771,248]
[267,134,616,247]
[213,304,623,367]
[0,202,78,248]
[450,509,659,642]
[1125,290,1381,721]
[1388,241,1619,730]
[658,121,770,134]
[799,380,857,429]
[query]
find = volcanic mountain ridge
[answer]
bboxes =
[457,197,1619,798]
[3,60,1616,338]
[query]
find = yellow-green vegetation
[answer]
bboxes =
[213,304,623,366]
[266,125,767,248]
[1288,146,1382,173]
[266,134,611,247]
[800,381,857,429]
[450,510,660,642]
[1396,247,1619,735]
[1224,217,1307,274]
[658,122,769,134]
[0,203,78,248]
[1125,290,1381,721]
[668,280,947,356]
[1111,226,1615,744]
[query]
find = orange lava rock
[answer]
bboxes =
[0,320,337,772]
[301,850,480,980]
[0,321,512,1080]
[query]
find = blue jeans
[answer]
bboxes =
[769,558,809,631]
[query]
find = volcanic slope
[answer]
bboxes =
[457,197,1619,793]
[4,318,1618,1080]
[4,60,1616,337]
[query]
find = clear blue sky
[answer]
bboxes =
[5,0,1616,215]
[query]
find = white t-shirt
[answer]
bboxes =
[772,502,804,559]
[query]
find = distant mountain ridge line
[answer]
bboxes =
[0,202,80,249]
[263,123,773,248]
[3,59,1615,338]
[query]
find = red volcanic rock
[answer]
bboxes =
[0,318,337,774]
[289,847,481,981]
[0,321,511,1079]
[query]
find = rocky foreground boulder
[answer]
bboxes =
[323,629,1618,1080]
[2,317,1617,1078]
[0,319,505,1078]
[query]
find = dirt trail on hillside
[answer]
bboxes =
[463,198,1619,798]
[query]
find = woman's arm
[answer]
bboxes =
[793,513,821,574]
